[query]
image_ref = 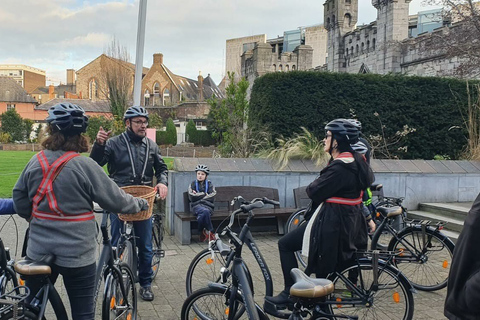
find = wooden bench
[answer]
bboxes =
[293,186,310,208]
[174,186,296,245]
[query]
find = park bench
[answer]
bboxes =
[173,186,296,245]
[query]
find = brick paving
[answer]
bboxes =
[0,215,447,319]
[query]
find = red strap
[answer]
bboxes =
[325,191,364,206]
[32,151,90,221]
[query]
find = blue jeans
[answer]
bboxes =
[110,213,153,288]
[193,205,214,232]
[26,262,96,320]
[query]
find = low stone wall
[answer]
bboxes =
[159,145,217,158]
[164,158,480,236]
[0,143,42,151]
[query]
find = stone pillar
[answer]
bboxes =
[293,45,314,70]
[66,69,75,85]
[197,72,204,101]
[153,53,164,65]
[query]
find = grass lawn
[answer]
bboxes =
[0,151,174,198]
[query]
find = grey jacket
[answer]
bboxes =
[13,150,147,268]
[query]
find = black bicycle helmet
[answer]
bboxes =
[46,103,88,135]
[195,164,209,175]
[348,119,362,131]
[124,106,149,121]
[325,118,359,142]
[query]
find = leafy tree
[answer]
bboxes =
[165,118,177,146]
[1,109,26,142]
[23,119,34,142]
[149,113,163,129]
[207,72,250,157]
[186,119,197,143]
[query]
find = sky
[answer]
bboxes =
[0,0,442,86]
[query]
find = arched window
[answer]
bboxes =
[292,65,296,70]
[327,17,331,27]
[286,65,290,71]
[144,89,150,106]
[346,0,351,3]
[279,64,283,71]
[273,64,277,72]
[153,82,160,106]
[332,15,336,26]
[88,78,98,100]
[351,46,354,55]
[372,38,376,50]
[367,40,370,50]
[346,48,349,56]
[361,42,364,53]
[163,88,170,106]
[356,44,359,54]
[344,14,352,27]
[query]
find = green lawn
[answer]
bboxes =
[0,151,174,198]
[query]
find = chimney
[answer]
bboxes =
[197,71,204,101]
[153,53,164,65]
[48,84,55,100]
[66,69,75,85]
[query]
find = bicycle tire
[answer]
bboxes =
[185,247,228,296]
[116,239,135,278]
[181,286,268,320]
[286,208,307,234]
[328,260,414,320]
[151,216,163,280]
[388,226,455,291]
[102,263,137,320]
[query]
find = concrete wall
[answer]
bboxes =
[163,158,480,235]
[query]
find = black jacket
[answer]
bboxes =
[305,154,372,278]
[90,132,168,187]
[445,193,480,320]
[188,180,216,210]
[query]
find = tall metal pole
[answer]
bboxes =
[133,0,147,106]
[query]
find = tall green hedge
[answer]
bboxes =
[249,72,474,159]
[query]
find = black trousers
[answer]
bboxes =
[278,222,307,291]
[26,262,96,320]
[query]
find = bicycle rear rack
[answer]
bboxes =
[404,219,447,229]
[0,286,29,319]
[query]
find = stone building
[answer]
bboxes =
[324,0,460,76]
[0,65,46,94]
[31,70,79,105]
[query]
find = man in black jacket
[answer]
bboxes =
[445,194,480,319]
[90,106,168,301]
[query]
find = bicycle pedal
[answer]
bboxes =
[159,250,165,258]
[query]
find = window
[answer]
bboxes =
[88,78,99,99]
[144,89,150,106]
[356,44,359,54]
[279,64,283,71]
[273,64,277,71]
[286,65,290,71]
[163,88,170,106]
[153,82,160,106]
[19,70,22,76]
[372,38,376,50]
[346,48,349,56]
[361,42,364,53]
[292,65,296,71]
[367,40,370,50]
[344,14,352,27]
[6,104,15,111]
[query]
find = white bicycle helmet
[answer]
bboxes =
[195,164,210,175]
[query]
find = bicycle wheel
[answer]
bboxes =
[186,248,229,296]
[328,261,414,320]
[181,286,266,320]
[286,208,306,234]
[102,263,137,320]
[117,239,135,277]
[151,215,163,280]
[388,226,455,291]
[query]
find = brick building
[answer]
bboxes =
[0,65,46,94]
[0,76,38,120]
[31,69,80,104]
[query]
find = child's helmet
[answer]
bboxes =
[195,164,209,175]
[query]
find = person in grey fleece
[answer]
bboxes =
[13,103,147,320]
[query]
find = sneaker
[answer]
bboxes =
[199,229,208,242]
[207,231,216,242]
[139,286,154,301]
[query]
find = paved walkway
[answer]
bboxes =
[0,215,448,319]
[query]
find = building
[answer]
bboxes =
[0,76,38,120]
[35,98,112,121]
[0,65,46,94]
[324,0,459,77]
[30,69,79,104]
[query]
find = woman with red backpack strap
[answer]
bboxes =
[12,103,148,320]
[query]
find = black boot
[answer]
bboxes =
[139,286,154,301]
[264,290,293,309]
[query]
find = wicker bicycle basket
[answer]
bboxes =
[118,185,156,221]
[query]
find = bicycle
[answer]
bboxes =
[182,198,415,320]
[151,197,165,280]
[370,197,455,291]
[0,212,22,297]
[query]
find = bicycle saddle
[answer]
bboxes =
[377,206,403,218]
[14,255,55,276]
[289,268,334,298]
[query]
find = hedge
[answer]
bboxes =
[249,71,474,159]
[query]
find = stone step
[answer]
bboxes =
[418,202,471,220]
[408,210,464,233]
[439,228,460,244]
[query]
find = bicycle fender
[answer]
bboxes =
[387,225,455,251]
[356,257,415,292]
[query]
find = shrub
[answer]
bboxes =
[186,120,197,143]
[165,118,177,146]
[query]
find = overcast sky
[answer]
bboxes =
[0,0,441,86]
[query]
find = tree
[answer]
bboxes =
[165,118,177,146]
[207,72,251,157]
[101,38,133,118]
[186,119,197,143]
[23,119,34,142]
[149,113,163,129]
[0,109,26,142]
